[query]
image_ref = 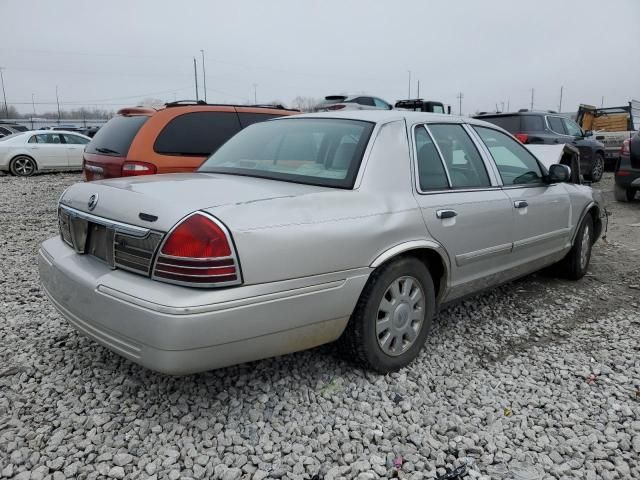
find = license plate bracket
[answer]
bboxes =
[86,223,115,266]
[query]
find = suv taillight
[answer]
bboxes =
[152,212,241,287]
[122,161,157,176]
[515,133,529,144]
[621,138,630,156]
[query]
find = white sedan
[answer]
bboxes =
[0,130,91,176]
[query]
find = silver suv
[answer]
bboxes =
[39,111,605,374]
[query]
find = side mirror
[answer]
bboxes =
[547,164,571,183]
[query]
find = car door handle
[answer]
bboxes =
[436,209,458,219]
[514,200,528,209]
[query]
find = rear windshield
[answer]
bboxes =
[198,118,374,188]
[480,115,521,132]
[85,115,148,156]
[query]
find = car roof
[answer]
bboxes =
[286,109,500,128]
[116,103,298,116]
[25,129,91,137]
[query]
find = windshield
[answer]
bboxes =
[198,118,374,188]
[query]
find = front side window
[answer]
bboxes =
[428,124,491,188]
[33,133,63,144]
[563,119,582,137]
[414,126,449,190]
[547,116,567,135]
[474,126,543,185]
[199,118,374,188]
[154,112,242,156]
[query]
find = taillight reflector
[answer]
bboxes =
[152,213,241,287]
[621,139,630,156]
[515,133,529,144]
[122,161,157,176]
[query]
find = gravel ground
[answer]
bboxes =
[1,172,639,480]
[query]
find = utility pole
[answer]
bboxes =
[31,93,36,129]
[507,99,510,112]
[0,67,8,119]
[456,92,464,115]
[252,83,258,104]
[407,70,411,98]
[601,96,604,108]
[417,80,420,99]
[559,86,563,113]
[56,85,61,124]
[193,57,199,101]
[200,49,207,103]
[500,101,505,112]
[530,88,534,110]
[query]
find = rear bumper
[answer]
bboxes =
[39,237,369,374]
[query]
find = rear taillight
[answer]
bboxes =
[326,104,346,111]
[616,170,631,176]
[621,138,630,156]
[514,133,529,144]
[152,212,241,287]
[122,161,157,176]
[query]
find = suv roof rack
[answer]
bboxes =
[162,101,299,112]
[165,100,208,107]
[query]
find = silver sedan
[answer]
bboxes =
[39,111,605,374]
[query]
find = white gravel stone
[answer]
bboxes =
[0,172,638,480]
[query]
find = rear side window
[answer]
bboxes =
[414,126,448,190]
[238,113,282,128]
[547,116,567,135]
[154,112,241,156]
[86,115,148,156]
[479,115,520,133]
[474,126,543,185]
[428,124,491,188]
[61,133,89,145]
[354,97,375,107]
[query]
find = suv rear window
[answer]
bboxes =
[521,115,544,131]
[154,111,242,156]
[85,115,149,156]
[480,115,520,132]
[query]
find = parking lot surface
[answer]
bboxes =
[1,172,639,480]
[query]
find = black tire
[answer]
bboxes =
[584,153,604,182]
[614,184,636,202]
[339,256,436,373]
[10,155,37,177]
[556,215,594,280]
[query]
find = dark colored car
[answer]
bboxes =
[394,99,450,114]
[474,111,606,182]
[614,131,640,202]
[0,123,28,138]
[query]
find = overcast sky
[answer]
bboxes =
[1,0,639,116]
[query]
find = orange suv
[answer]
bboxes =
[83,101,298,180]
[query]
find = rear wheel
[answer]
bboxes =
[584,153,604,182]
[10,155,37,177]
[556,215,594,280]
[339,257,435,373]
[614,184,636,202]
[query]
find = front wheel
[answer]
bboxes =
[614,184,636,202]
[584,153,604,182]
[10,155,37,177]
[339,257,435,373]
[556,215,594,280]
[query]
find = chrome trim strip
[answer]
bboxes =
[513,228,571,250]
[60,204,150,237]
[455,242,513,266]
[151,211,243,288]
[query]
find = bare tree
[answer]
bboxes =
[290,96,322,112]
[139,97,164,107]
